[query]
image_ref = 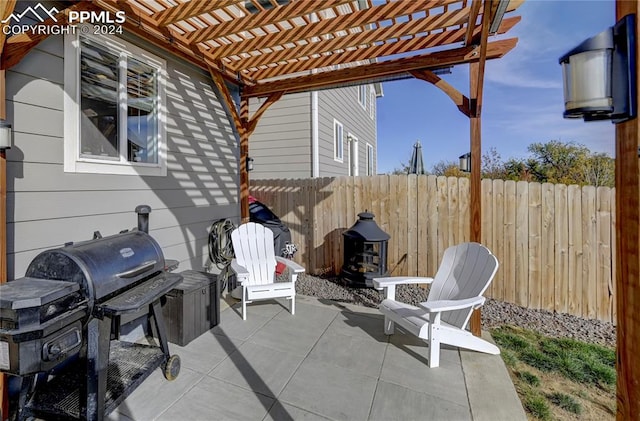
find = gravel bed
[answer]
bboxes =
[295,273,616,348]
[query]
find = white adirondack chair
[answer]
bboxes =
[373,242,500,368]
[230,222,305,320]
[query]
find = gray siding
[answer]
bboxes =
[318,86,377,177]
[249,92,311,179]
[5,27,239,279]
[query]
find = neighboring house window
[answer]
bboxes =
[366,143,374,175]
[358,85,366,110]
[64,31,167,176]
[334,119,344,162]
[369,87,375,119]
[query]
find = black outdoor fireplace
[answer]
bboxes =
[341,212,390,288]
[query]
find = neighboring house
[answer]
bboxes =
[5,2,239,280]
[248,83,382,179]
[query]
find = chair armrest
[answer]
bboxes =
[275,256,305,273]
[373,277,433,301]
[418,296,485,313]
[230,259,250,280]
[372,276,434,289]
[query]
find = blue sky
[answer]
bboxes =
[376,0,616,174]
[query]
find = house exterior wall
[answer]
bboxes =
[5,23,239,279]
[318,85,377,177]
[249,85,377,179]
[248,92,312,179]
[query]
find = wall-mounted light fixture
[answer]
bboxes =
[459,152,471,173]
[559,14,636,123]
[0,120,12,150]
[246,156,254,172]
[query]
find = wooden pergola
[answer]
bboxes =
[0,0,637,419]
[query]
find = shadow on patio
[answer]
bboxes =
[109,296,525,421]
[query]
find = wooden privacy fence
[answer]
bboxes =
[250,175,616,323]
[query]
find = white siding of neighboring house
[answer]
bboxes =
[318,85,377,177]
[5,18,239,279]
[248,92,312,179]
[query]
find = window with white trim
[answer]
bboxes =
[366,143,374,175]
[369,86,375,119]
[64,32,167,176]
[334,119,344,162]
[357,85,366,110]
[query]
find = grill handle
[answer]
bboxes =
[117,260,157,278]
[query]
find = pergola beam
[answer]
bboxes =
[467,0,492,337]
[230,6,471,72]
[244,15,519,82]
[207,0,452,59]
[614,2,639,418]
[410,69,470,116]
[464,0,482,45]
[0,0,15,416]
[153,0,240,26]
[188,0,353,45]
[243,37,517,98]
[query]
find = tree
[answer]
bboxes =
[431,160,468,177]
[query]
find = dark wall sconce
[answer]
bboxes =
[246,156,254,172]
[0,120,12,150]
[459,152,471,173]
[559,14,636,123]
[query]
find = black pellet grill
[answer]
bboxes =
[0,231,183,421]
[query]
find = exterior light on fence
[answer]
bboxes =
[0,120,12,150]
[246,156,254,172]
[559,14,636,123]
[459,152,471,173]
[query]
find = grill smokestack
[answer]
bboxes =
[135,205,152,233]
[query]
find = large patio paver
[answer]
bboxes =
[278,358,378,421]
[209,341,304,398]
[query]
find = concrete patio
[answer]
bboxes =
[108,296,526,421]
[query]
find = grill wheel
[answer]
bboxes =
[163,354,181,381]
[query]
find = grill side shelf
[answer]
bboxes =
[96,273,183,316]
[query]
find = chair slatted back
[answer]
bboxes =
[231,222,277,285]
[427,242,498,329]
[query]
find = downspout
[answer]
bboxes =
[311,91,319,178]
[310,11,319,178]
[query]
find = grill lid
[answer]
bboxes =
[25,231,165,304]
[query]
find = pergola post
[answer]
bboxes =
[615,1,639,418]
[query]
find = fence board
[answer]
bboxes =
[417,175,429,276]
[528,182,542,310]
[541,183,556,312]
[516,181,529,306]
[427,175,438,276]
[611,188,617,324]
[555,184,569,314]
[250,175,617,322]
[596,187,612,322]
[492,179,505,301]
[568,185,583,316]
[582,186,597,319]
[504,180,517,304]
[437,176,449,264]
[459,177,470,243]
[481,179,494,297]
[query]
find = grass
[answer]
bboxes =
[491,326,616,420]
